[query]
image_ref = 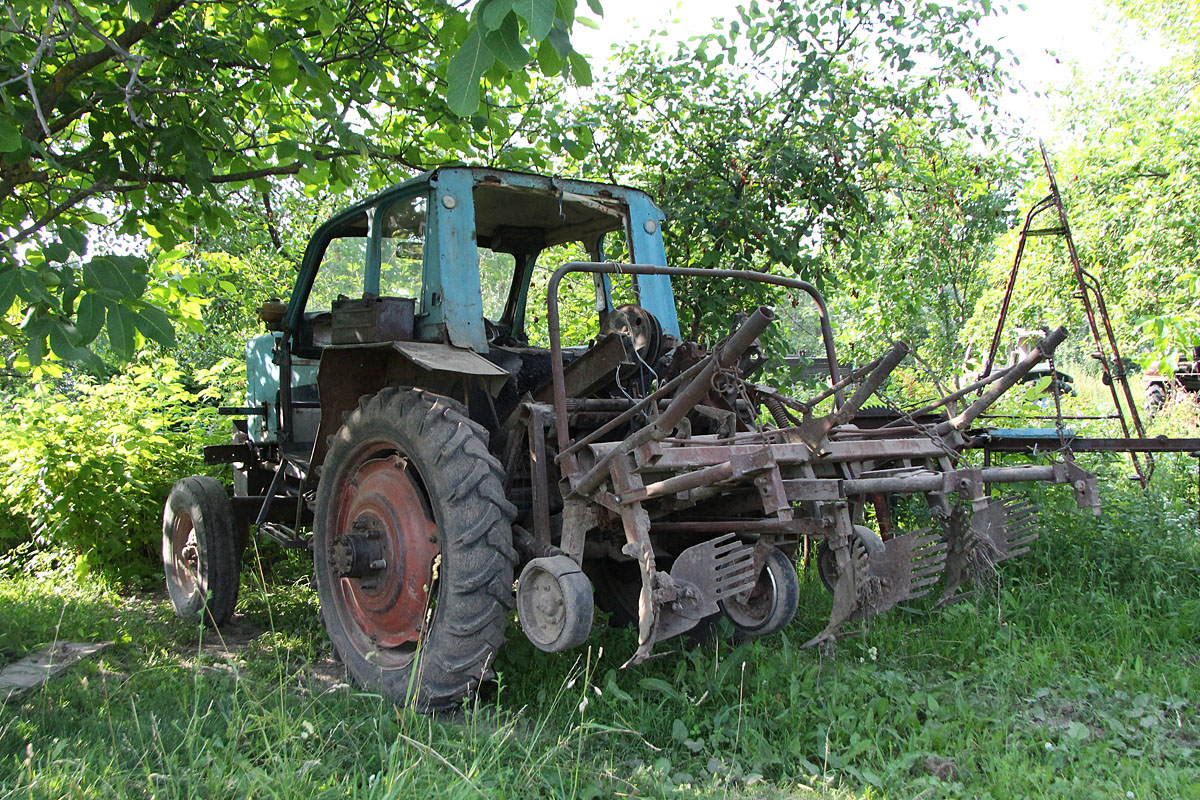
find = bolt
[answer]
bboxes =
[958,478,973,490]
[360,580,378,590]
[369,559,387,570]
[352,519,368,531]
[1073,480,1086,491]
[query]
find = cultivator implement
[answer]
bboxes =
[503,262,1101,663]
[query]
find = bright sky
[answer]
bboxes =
[571,0,1170,140]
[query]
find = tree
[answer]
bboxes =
[571,0,1017,350]
[967,0,1200,373]
[0,0,598,369]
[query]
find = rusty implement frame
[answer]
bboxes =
[527,262,1104,665]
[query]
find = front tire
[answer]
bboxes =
[162,476,241,627]
[313,388,516,711]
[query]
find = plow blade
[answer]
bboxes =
[637,534,759,652]
[804,528,947,647]
[669,534,759,618]
[937,496,1041,607]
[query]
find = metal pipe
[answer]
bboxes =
[935,327,1068,434]
[624,461,736,504]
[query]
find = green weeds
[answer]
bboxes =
[2,474,1198,799]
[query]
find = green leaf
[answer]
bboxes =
[0,267,19,314]
[586,0,602,14]
[83,256,150,299]
[59,227,88,255]
[48,321,88,361]
[485,14,529,70]
[44,242,71,264]
[75,294,106,344]
[0,117,21,153]
[513,0,556,41]
[638,678,683,702]
[270,48,299,86]
[480,0,515,31]
[446,29,496,116]
[133,305,176,347]
[568,49,592,86]
[106,304,137,360]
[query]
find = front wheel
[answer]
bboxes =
[313,388,516,711]
[162,476,241,627]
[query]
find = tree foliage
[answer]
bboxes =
[573,0,1015,347]
[974,0,1200,372]
[0,0,597,369]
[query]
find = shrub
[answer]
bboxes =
[0,359,232,582]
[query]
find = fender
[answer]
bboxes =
[308,341,510,472]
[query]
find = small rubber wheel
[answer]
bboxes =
[517,556,594,652]
[817,525,885,595]
[162,476,241,627]
[718,547,799,637]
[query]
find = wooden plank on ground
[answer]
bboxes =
[0,642,111,701]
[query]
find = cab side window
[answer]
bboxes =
[308,212,369,312]
[380,196,427,304]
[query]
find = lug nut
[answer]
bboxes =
[369,559,387,570]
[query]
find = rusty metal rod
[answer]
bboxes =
[935,327,1067,434]
[622,461,736,504]
[568,308,775,497]
[881,363,1017,428]
[547,262,846,466]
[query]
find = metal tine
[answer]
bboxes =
[912,542,948,559]
[715,570,757,586]
[1007,547,1032,558]
[1009,531,1039,545]
[712,541,747,558]
[715,558,756,575]
[715,562,757,581]
[714,553,755,573]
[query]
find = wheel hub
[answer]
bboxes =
[330,454,439,651]
[330,525,388,581]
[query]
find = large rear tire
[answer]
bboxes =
[313,388,516,711]
[162,476,241,627]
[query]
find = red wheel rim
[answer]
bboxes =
[170,513,200,595]
[329,444,439,666]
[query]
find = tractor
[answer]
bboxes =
[162,167,1099,710]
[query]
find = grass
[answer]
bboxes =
[1,468,1199,799]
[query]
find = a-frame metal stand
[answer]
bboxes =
[981,142,1152,485]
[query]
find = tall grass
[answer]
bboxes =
[1,446,1197,798]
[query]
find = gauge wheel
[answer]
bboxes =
[817,525,885,595]
[162,476,241,627]
[313,388,516,711]
[517,556,594,652]
[718,546,799,637]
